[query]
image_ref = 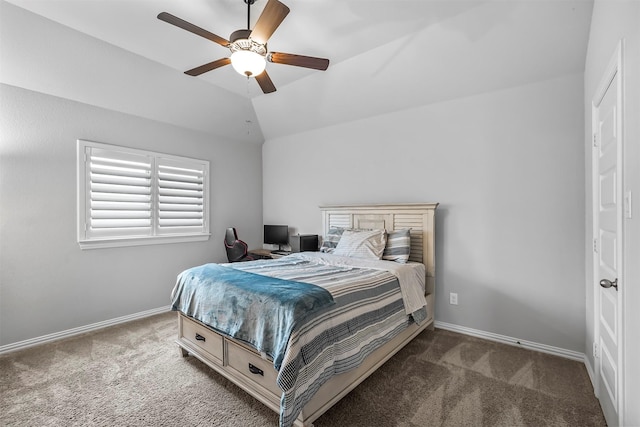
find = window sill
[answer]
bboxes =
[78,234,210,250]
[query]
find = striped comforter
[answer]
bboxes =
[176,252,427,427]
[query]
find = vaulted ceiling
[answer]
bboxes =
[1,0,593,144]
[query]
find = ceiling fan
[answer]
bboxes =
[157,0,330,94]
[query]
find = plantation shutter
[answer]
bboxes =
[156,157,207,235]
[78,140,210,248]
[84,147,153,239]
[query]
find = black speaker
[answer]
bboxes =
[290,234,318,253]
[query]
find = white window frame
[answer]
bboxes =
[77,140,210,249]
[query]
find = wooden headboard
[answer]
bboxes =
[319,203,438,296]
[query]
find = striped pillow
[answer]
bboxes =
[333,229,387,260]
[382,228,411,263]
[320,227,346,253]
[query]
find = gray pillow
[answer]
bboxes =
[382,228,411,263]
[320,227,346,253]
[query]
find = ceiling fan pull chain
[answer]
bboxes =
[246,78,251,134]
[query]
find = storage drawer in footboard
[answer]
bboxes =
[179,315,224,364]
[226,340,281,398]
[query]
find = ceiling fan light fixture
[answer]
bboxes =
[229,33,267,77]
[230,49,266,77]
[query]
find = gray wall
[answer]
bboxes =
[0,84,263,346]
[263,73,586,352]
[584,1,640,424]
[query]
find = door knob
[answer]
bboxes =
[599,278,618,290]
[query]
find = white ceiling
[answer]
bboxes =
[2,0,593,143]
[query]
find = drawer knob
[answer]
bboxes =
[248,363,264,376]
[195,333,206,342]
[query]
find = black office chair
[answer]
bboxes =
[224,227,256,263]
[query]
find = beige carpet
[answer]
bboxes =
[0,312,606,426]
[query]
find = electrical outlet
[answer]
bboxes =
[450,292,458,305]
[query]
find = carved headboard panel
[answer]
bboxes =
[320,203,438,295]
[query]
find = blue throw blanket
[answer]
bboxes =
[171,263,335,370]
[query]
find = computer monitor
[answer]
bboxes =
[264,224,289,250]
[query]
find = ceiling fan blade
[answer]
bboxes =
[157,12,229,47]
[255,71,277,94]
[267,52,329,71]
[185,58,231,76]
[249,0,290,45]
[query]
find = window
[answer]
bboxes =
[77,140,210,249]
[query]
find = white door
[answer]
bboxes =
[592,42,624,427]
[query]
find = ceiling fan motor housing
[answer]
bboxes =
[229,29,267,55]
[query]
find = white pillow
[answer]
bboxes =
[333,229,387,260]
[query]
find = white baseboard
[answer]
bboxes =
[434,320,586,362]
[0,306,172,355]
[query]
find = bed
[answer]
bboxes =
[171,203,438,427]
